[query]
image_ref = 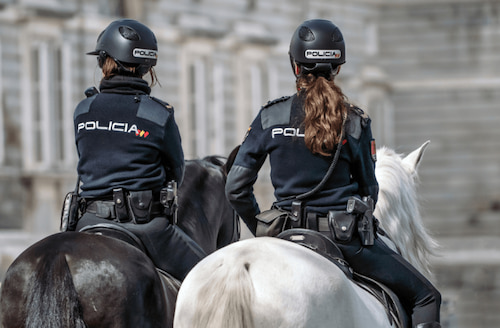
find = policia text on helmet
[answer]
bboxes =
[87,19,159,79]
[289,19,346,80]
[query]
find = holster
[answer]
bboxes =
[160,181,178,224]
[358,214,375,246]
[60,191,80,232]
[347,196,376,246]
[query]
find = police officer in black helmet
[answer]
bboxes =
[73,19,206,280]
[225,19,441,328]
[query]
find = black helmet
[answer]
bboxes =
[289,19,345,78]
[87,19,158,70]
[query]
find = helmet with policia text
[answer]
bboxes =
[289,19,345,78]
[87,19,158,74]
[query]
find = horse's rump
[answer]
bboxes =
[175,237,394,328]
[1,232,170,328]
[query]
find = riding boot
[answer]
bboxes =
[415,322,441,328]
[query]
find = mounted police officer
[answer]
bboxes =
[71,19,206,280]
[225,19,441,328]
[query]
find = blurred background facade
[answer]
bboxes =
[0,0,499,327]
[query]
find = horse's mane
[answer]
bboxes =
[187,151,236,180]
[374,144,438,279]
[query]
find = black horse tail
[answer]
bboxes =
[25,252,86,328]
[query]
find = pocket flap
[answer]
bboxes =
[256,208,288,224]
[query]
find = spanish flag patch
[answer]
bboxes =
[370,139,377,162]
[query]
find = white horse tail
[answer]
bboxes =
[181,259,255,328]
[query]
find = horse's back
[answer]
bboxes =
[1,232,171,328]
[175,237,392,328]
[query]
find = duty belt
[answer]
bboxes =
[85,200,164,223]
[306,212,333,234]
[84,189,165,224]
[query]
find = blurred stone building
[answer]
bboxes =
[0,0,499,327]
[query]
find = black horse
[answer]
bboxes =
[0,156,239,328]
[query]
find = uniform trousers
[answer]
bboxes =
[336,235,441,326]
[76,213,207,280]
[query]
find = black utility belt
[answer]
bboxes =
[307,211,358,243]
[306,210,376,246]
[288,196,376,246]
[84,189,165,224]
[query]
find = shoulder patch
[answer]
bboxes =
[150,96,174,111]
[262,95,291,109]
[260,95,295,130]
[73,95,97,119]
[345,103,371,139]
[347,103,370,126]
[137,95,172,127]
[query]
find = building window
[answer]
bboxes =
[184,56,226,158]
[235,57,273,135]
[367,97,394,147]
[0,42,4,166]
[23,40,75,171]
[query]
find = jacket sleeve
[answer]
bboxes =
[226,164,260,235]
[162,113,185,186]
[351,118,379,204]
[225,113,268,235]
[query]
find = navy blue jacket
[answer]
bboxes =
[74,76,184,198]
[226,94,378,234]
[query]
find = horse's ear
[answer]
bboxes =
[402,140,430,173]
[223,145,241,175]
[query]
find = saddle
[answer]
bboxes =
[80,223,147,253]
[278,228,353,278]
[277,228,410,328]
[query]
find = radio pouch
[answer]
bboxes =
[255,208,289,237]
[328,211,357,243]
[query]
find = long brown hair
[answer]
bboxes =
[101,57,158,86]
[296,73,347,156]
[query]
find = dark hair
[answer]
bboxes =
[296,73,347,156]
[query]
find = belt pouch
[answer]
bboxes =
[95,201,112,219]
[113,188,129,222]
[255,208,289,237]
[306,212,318,231]
[328,211,357,243]
[128,190,153,224]
[290,200,303,228]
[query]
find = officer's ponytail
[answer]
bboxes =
[297,73,347,156]
[100,57,158,86]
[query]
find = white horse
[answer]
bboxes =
[174,141,437,328]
